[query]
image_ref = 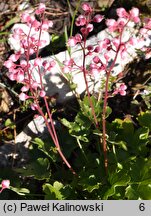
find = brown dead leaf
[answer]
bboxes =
[0,87,11,113]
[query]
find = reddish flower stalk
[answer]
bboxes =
[4,3,76,175]
[67,4,145,173]
[102,17,132,173]
[67,3,103,128]
[82,40,99,128]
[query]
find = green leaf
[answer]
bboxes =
[103,170,130,199]
[43,182,64,200]
[80,95,103,122]
[1,16,20,31]
[61,111,91,142]
[130,158,151,183]
[139,127,149,140]
[17,158,50,180]
[125,183,151,200]
[122,119,134,138]
[60,185,77,199]
[106,106,112,118]
[108,139,128,151]
[70,83,77,90]
[79,174,101,193]
[33,137,45,149]
[138,111,151,131]
[5,118,15,129]
[58,127,77,157]
[31,137,55,159]
[61,118,72,129]
[32,158,50,180]
[125,185,139,200]
[10,187,30,196]
[137,184,151,199]
[51,34,60,43]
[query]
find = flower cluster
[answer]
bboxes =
[4,2,151,106]
[66,4,151,97]
[4,3,55,105]
[67,3,104,47]
[139,17,151,59]
[106,7,140,33]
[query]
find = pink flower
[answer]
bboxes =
[63,58,74,66]
[87,45,94,52]
[21,85,29,92]
[9,52,21,62]
[90,63,104,78]
[117,18,127,30]
[32,20,41,29]
[20,60,28,68]
[90,68,100,78]
[114,83,127,96]
[93,56,100,64]
[35,3,46,15]
[129,7,140,23]
[39,90,46,97]
[112,37,120,50]
[75,33,82,43]
[32,81,39,90]
[104,52,111,62]
[21,12,32,23]
[16,69,24,82]
[98,38,111,50]
[49,60,56,67]
[0,180,10,193]
[62,66,70,73]
[34,57,42,67]
[94,45,102,53]
[9,73,17,81]
[31,103,38,110]
[4,60,15,69]
[144,48,151,59]
[86,23,93,32]
[116,8,129,18]
[42,60,49,69]
[81,24,93,36]
[75,15,87,26]
[106,19,118,32]
[19,92,29,101]
[93,14,104,23]
[130,7,139,18]
[67,37,77,47]
[143,17,151,29]
[128,37,138,45]
[14,27,24,35]
[82,3,92,14]
[42,20,53,30]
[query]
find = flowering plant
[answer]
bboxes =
[2,2,151,199]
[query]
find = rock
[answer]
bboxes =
[97,0,115,8]
[0,116,47,167]
[30,25,151,103]
[8,23,51,53]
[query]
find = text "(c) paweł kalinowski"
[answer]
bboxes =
[20,202,104,212]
